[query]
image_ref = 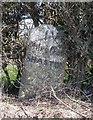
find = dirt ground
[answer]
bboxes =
[0,95,92,119]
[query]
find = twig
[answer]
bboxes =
[63,90,92,112]
[51,86,86,118]
[20,103,29,118]
[77,87,91,103]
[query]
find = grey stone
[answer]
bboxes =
[19,24,66,98]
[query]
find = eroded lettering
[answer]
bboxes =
[26,54,62,68]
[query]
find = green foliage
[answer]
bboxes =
[64,63,69,83]
[0,72,7,83]
[83,81,90,86]
[6,64,18,81]
[64,71,69,83]
[85,61,93,77]
[0,64,18,84]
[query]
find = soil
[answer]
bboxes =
[0,95,92,119]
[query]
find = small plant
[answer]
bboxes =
[0,64,18,88]
[6,64,18,82]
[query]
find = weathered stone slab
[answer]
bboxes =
[19,24,66,98]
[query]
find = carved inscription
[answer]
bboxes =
[26,53,63,68]
[29,41,63,56]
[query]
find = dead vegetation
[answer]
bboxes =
[0,90,92,119]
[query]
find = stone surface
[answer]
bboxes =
[19,24,66,98]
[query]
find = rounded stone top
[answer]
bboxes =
[29,24,58,43]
